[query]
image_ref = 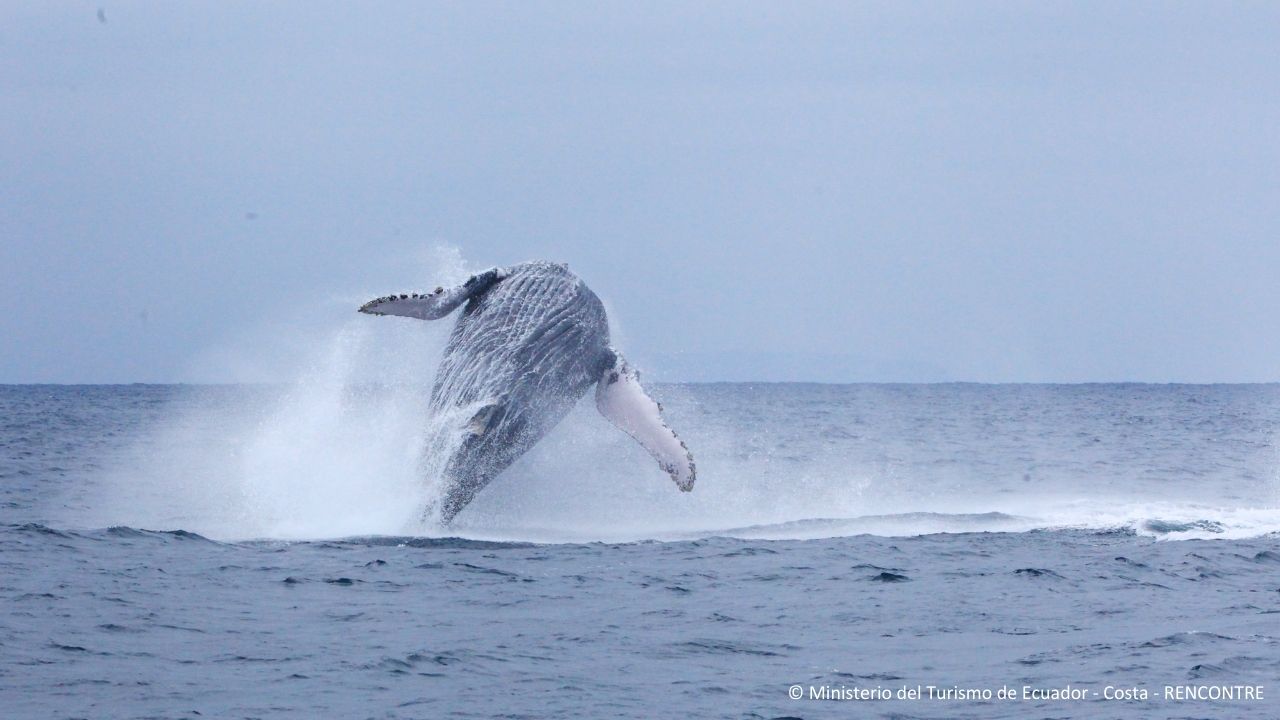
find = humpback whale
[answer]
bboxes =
[359,261,695,523]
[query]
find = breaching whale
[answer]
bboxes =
[359,260,695,523]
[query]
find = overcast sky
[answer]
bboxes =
[3,2,1278,383]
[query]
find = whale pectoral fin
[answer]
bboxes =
[595,350,696,492]
[358,266,507,320]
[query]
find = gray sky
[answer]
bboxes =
[3,1,1278,383]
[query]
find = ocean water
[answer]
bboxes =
[3,379,1280,718]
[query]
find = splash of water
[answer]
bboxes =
[82,248,476,539]
[236,324,436,538]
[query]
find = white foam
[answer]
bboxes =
[77,248,475,539]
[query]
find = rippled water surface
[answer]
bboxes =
[3,383,1280,718]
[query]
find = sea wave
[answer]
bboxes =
[21,498,1280,547]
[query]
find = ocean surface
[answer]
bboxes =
[3,380,1280,719]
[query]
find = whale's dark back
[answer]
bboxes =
[429,262,611,520]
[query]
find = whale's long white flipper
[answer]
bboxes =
[595,350,696,492]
